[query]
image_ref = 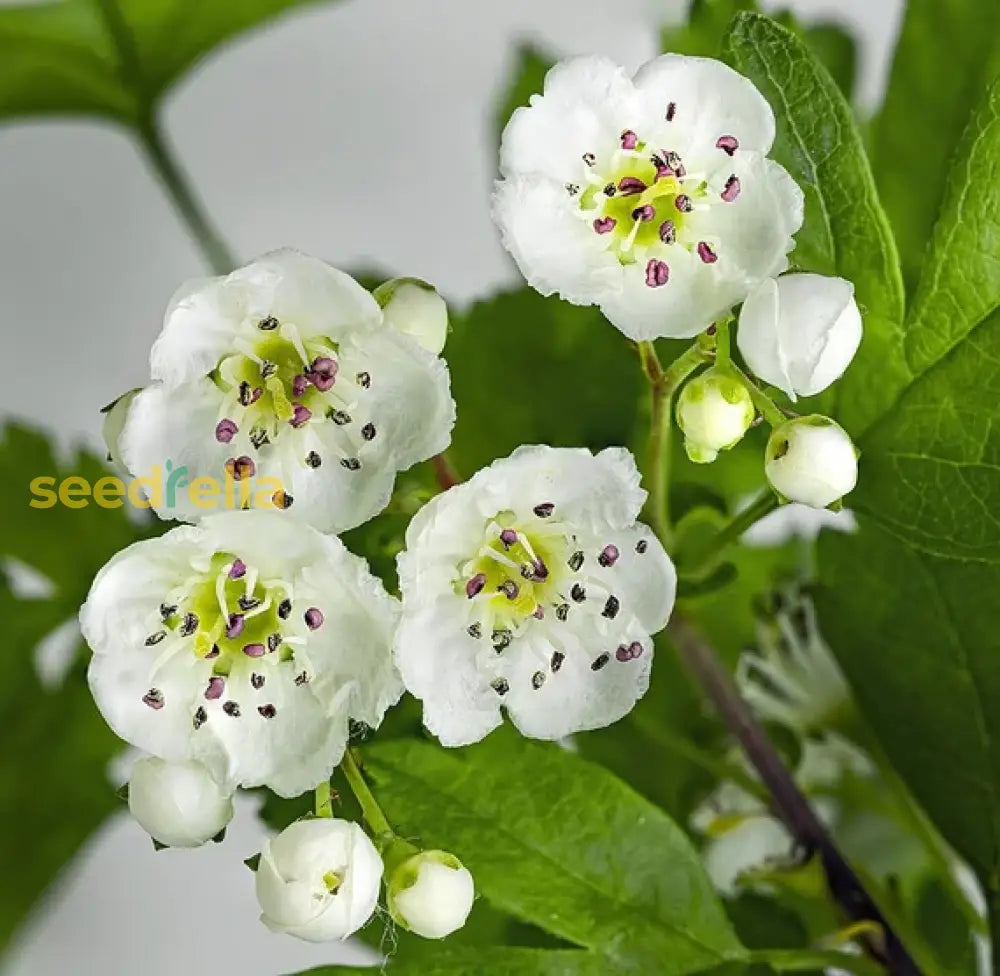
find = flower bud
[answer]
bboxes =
[387,849,475,939]
[128,757,233,849]
[765,416,858,509]
[737,274,862,399]
[255,818,382,942]
[676,368,755,464]
[100,388,141,468]
[374,277,448,354]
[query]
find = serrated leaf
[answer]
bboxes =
[721,13,907,435]
[0,0,329,124]
[871,0,1000,294]
[357,732,744,975]
[445,290,642,475]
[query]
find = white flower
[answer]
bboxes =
[737,274,862,399]
[374,277,449,355]
[765,416,858,509]
[255,818,382,942]
[675,368,754,463]
[736,588,852,736]
[741,501,856,547]
[81,509,402,797]
[394,445,676,746]
[117,249,455,533]
[492,55,804,341]
[387,850,475,939]
[128,756,234,848]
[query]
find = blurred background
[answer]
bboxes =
[0,0,901,972]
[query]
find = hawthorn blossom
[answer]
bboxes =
[255,818,383,941]
[80,510,402,797]
[737,274,862,399]
[493,55,804,340]
[394,445,676,746]
[116,250,455,533]
[765,416,858,509]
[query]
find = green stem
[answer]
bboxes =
[748,948,882,976]
[637,340,709,543]
[727,360,787,428]
[137,115,236,275]
[714,319,733,371]
[314,780,333,819]
[681,490,778,579]
[988,890,1000,973]
[340,747,393,840]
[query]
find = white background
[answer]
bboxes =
[0,0,900,972]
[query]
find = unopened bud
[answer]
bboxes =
[374,277,448,354]
[387,849,475,939]
[676,368,754,463]
[765,415,858,509]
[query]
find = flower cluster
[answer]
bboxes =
[79,41,870,953]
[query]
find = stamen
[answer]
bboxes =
[533,605,545,619]
[159,603,177,620]
[142,689,164,709]
[341,458,361,471]
[636,539,648,554]
[466,573,487,598]
[618,177,646,196]
[305,451,322,468]
[193,706,208,730]
[582,152,596,166]
[258,316,279,331]
[467,622,482,639]
[215,419,238,444]
[180,612,198,637]
[620,130,638,151]
[591,653,610,671]
[356,371,371,389]
[674,194,693,213]
[294,671,309,686]
[239,381,252,406]
[659,220,676,245]
[631,204,655,222]
[238,595,261,611]
[304,607,324,630]
[260,361,277,380]
[499,528,517,548]
[555,603,569,622]
[598,544,620,567]
[272,490,293,509]
[290,404,312,428]
[145,630,166,646]
[492,629,512,652]
[568,551,584,572]
[226,613,245,639]
[664,150,685,177]
[645,259,669,288]
[329,409,351,425]
[491,678,509,696]
[251,673,265,689]
[616,641,644,662]
[499,580,519,601]
[550,650,565,672]
[603,183,616,197]
[697,242,718,264]
[226,456,256,481]
[570,583,586,603]
[531,671,546,689]
[716,135,739,156]
[665,101,676,122]
[205,677,225,700]
[533,502,555,518]
[249,426,269,450]
[229,559,247,580]
[722,174,741,202]
[243,643,265,658]
[278,599,292,619]
[267,633,282,652]
[603,595,620,619]
[292,374,308,398]
[593,216,617,234]
[565,182,580,196]
[223,701,241,717]
[205,644,220,659]
[306,357,338,392]
[258,704,277,719]
[361,423,377,441]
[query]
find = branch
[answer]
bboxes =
[669,616,923,976]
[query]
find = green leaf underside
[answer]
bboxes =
[357,733,744,975]
[815,70,1000,922]
[0,425,151,948]
[871,0,1000,295]
[0,0,328,123]
[721,13,907,436]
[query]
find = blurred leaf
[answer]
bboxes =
[815,79,1000,932]
[0,0,328,124]
[0,423,149,949]
[721,13,906,436]
[445,290,642,475]
[871,0,1000,294]
[354,731,745,974]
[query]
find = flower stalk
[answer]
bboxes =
[340,748,394,843]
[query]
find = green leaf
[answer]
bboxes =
[296,947,608,976]
[445,290,642,476]
[0,0,327,124]
[721,13,907,435]
[871,0,1000,294]
[814,76,1000,924]
[357,732,745,975]
[0,424,148,948]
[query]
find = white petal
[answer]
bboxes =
[376,278,449,354]
[632,54,776,157]
[151,250,381,385]
[499,55,637,182]
[491,176,623,306]
[393,599,503,748]
[733,277,793,396]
